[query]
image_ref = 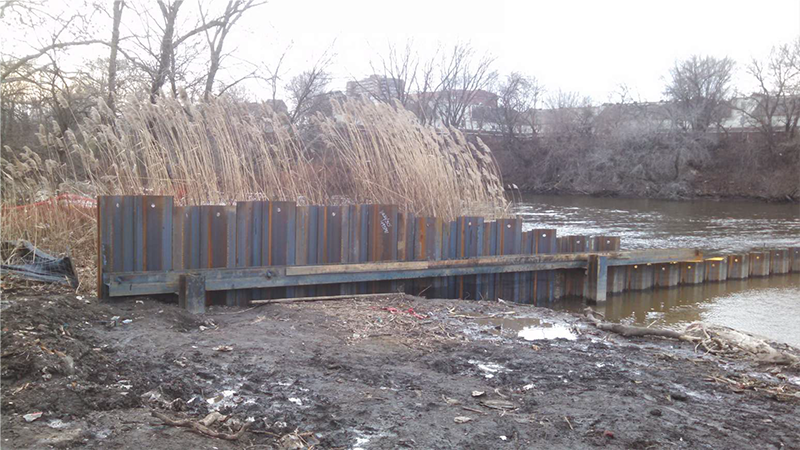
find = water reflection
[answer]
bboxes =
[549,273,800,346]
[512,194,800,346]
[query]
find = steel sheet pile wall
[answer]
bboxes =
[100,195,629,306]
[98,196,795,311]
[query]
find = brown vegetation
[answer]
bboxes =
[1,95,508,291]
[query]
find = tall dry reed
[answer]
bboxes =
[1,94,508,291]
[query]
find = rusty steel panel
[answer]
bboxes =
[142,196,172,271]
[769,249,789,274]
[594,236,621,252]
[200,205,231,305]
[749,252,770,277]
[626,264,655,291]
[532,229,557,305]
[680,261,705,285]
[727,254,749,279]
[790,247,800,273]
[654,263,679,287]
[705,258,728,282]
[457,217,484,300]
[233,201,258,303]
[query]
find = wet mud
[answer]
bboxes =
[2,288,799,449]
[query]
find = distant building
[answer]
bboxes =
[346,75,405,101]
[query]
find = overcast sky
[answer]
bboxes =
[229,0,800,103]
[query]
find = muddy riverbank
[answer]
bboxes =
[1,287,799,449]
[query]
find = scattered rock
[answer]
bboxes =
[471,390,485,397]
[23,412,43,422]
[454,416,472,424]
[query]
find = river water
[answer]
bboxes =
[513,194,800,346]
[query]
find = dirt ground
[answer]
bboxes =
[2,285,799,449]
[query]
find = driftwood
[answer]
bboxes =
[151,411,251,440]
[584,308,697,342]
[584,308,799,365]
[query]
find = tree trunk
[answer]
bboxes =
[107,0,124,114]
[150,0,182,103]
[203,53,220,101]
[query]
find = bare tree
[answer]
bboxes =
[738,43,799,148]
[436,43,497,128]
[492,72,541,138]
[143,0,224,101]
[1,1,102,82]
[664,55,735,132]
[286,68,331,124]
[200,0,265,101]
[361,40,419,107]
[544,90,594,137]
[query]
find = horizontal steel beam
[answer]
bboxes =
[104,248,701,297]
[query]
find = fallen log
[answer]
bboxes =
[151,411,251,440]
[583,308,697,342]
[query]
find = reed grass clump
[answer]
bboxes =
[1,94,508,291]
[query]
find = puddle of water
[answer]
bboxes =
[518,325,577,341]
[474,317,577,341]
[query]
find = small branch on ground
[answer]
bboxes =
[151,411,251,440]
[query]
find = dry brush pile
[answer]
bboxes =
[1,94,508,291]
